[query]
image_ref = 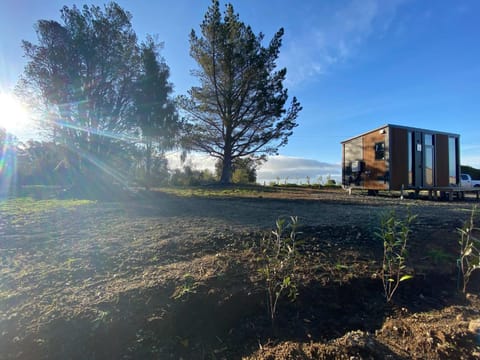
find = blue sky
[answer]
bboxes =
[1,0,479,183]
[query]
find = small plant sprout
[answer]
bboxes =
[171,274,199,300]
[377,210,416,303]
[258,216,301,326]
[457,206,480,294]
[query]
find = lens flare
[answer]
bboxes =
[0,92,31,134]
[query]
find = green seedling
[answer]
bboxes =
[457,206,480,294]
[171,274,199,300]
[257,216,301,326]
[376,210,416,303]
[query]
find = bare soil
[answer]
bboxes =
[1,187,480,359]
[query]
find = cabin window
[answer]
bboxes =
[374,142,385,160]
[448,137,458,185]
[424,134,434,186]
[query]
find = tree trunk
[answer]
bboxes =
[220,153,233,184]
[145,139,152,190]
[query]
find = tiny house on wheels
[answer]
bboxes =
[341,124,460,192]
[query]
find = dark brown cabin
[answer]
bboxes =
[341,124,460,191]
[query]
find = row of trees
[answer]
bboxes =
[10,138,258,188]
[13,0,300,189]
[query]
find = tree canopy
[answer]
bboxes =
[134,37,179,187]
[18,3,138,150]
[179,0,301,184]
[16,2,179,192]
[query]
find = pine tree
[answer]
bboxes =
[180,0,301,184]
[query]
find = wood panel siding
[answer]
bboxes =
[363,129,388,190]
[435,134,449,187]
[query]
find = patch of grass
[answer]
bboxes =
[0,197,94,217]
[158,185,277,198]
[158,184,345,199]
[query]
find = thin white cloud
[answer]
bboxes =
[461,144,480,152]
[281,0,407,87]
[165,152,341,184]
[165,151,217,172]
[456,142,480,169]
[461,155,480,170]
[461,157,480,169]
[257,155,341,184]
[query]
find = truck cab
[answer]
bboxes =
[461,173,480,188]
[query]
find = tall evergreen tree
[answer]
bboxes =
[134,37,179,187]
[16,3,140,187]
[179,0,301,184]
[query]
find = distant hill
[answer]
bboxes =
[461,165,480,180]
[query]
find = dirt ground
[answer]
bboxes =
[1,187,480,359]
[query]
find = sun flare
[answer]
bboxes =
[0,92,31,134]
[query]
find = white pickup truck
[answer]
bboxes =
[460,173,480,188]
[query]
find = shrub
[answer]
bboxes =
[169,166,216,186]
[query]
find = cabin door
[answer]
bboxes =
[411,131,435,188]
[423,134,435,187]
[413,132,423,188]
